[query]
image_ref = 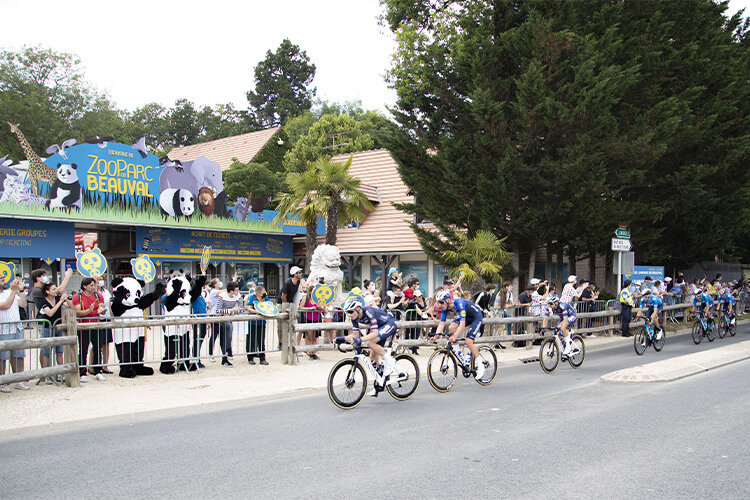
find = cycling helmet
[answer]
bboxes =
[546,294,559,304]
[341,296,363,313]
[435,290,452,302]
[641,289,651,296]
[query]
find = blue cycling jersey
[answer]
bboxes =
[351,306,397,334]
[640,295,663,308]
[693,292,713,307]
[719,293,736,309]
[440,298,483,323]
[549,301,577,320]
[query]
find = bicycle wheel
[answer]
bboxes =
[539,338,559,374]
[387,354,420,400]
[568,335,585,368]
[718,317,727,339]
[653,328,665,352]
[427,348,458,392]
[473,346,497,386]
[327,359,367,409]
[691,321,703,345]
[634,327,648,356]
[706,321,716,342]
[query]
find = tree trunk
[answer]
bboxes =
[325,203,339,245]
[588,253,596,284]
[545,239,553,284]
[556,248,564,288]
[568,246,577,278]
[305,220,317,273]
[511,240,521,293]
[528,239,537,280]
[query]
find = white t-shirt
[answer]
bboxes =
[0,289,22,333]
[99,288,112,319]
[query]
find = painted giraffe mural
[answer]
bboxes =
[7,122,58,195]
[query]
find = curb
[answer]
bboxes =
[600,339,750,383]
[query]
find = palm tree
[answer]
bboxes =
[442,230,512,294]
[274,168,325,272]
[314,155,373,245]
[274,155,373,270]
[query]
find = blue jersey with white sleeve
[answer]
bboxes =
[351,306,397,345]
[440,298,483,323]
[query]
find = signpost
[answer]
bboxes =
[612,228,632,296]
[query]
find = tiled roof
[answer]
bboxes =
[330,149,430,255]
[166,127,281,171]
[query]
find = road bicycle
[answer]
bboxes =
[539,327,585,374]
[327,340,420,409]
[691,312,716,345]
[634,315,665,355]
[426,336,497,392]
[717,309,737,339]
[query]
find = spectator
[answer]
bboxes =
[580,282,599,337]
[513,284,534,347]
[205,278,223,361]
[403,278,423,355]
[387,284,407,321]
[30,268,73,311]
[561,275,582,305]
[215,282,243,367]
[96,276,114,374]
[387,267,403,293]
[619,279,635,337]
[191,277,210,368]
[494,281,514,336]
[297,286,324,360]
[0,276,30,392]
[37,282,72,384]
[363,279,380,307]
[473,283,496,316]
[280,266,303,349]
[72,277,106,382]
[245,285,270,365]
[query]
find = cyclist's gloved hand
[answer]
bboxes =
[352,337,362,346]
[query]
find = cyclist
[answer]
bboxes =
[428,290,485,380]
[718,288,736,325]
[336,296,398,387]
[635,289,663,340]
[541,294,579,357]
[692,286,715,330]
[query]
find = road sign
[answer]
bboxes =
[615,228,630,239]
[611,238,632,252]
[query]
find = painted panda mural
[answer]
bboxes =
[159,188,195,219]
[110,277,165,379]
[160,274,206,373]
[46,163,82,211]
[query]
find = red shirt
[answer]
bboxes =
[72,291,103,323]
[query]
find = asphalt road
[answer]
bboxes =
[2,327,749,499]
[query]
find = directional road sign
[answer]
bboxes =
[615,228,630,239]
[611,238,633,252]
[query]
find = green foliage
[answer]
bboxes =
[223,160,285,208]
[441,230,512,293]
[384,0,750,269]
[283,113,374,173]
[247,39,316,128]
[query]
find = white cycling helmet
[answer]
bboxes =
[435,290,452,302]
[341,296,363,313]
[546,294,559,304]
[641,289,651,296]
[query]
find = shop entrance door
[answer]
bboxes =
[264,264,279,300]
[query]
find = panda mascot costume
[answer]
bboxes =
[160,274,206,374]
[110,278,165,378]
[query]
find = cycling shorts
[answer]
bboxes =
[451,316,483,340]
[374,321,397,347]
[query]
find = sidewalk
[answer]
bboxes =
[0,326,745,435]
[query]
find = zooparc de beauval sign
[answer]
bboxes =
[0,136,321,235]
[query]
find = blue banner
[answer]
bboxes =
[136,227,293,264]
[624,265,665,284]
[0,219,73,259]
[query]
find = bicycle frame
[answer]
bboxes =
[345,344,405,389]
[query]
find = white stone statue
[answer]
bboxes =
[306,244,344,311]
